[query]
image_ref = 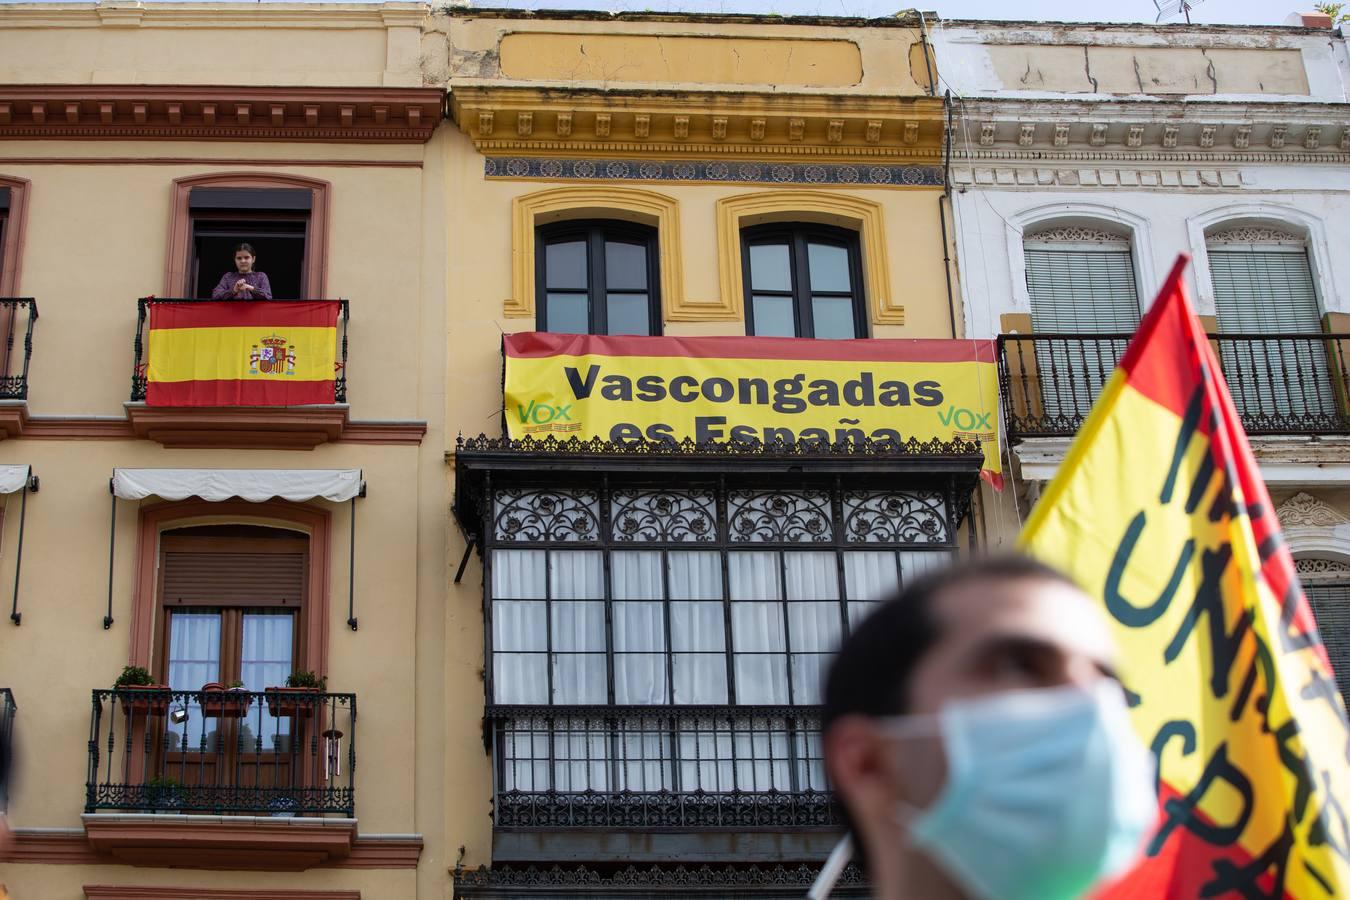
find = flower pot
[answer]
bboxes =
[201,686,252,719]
[118,684,170,717]
[265,686,321,718]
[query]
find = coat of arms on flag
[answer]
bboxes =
[249,335,297,377]
[1021,256,1349,898]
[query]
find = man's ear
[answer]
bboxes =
[824,715,895,828]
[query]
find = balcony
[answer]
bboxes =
[126,297,351,449]
[0,299,38,438]
[486,704,839,863]
[998,332,1350,440]
[1,687,14,812]
[83,687,357,869]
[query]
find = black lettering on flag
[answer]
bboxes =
[1150,720,1197,797]
[1148,741,1254,857]
[1165,544,1252,700]
[1199,816,1294,899]
[1310,767,1350,866]
[1272,717,1317,824]
[1105,512,1195,627]
[1160,387,1207,506]
[564,365,600,399]
[1228,632,1274,725]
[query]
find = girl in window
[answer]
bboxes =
[211,242,273,300]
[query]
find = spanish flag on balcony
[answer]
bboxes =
[145,301,340,407]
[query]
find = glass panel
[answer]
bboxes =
[673,653,729,704]
[493,600,547,651]
[606,292,650,336]
[492,549,545,599]
[494,655,548,704]
[551,601,605,650]
[614,600,667,703]
[166,611,221,747]
[545,239,587,290]
[549,551,603,599]
[844,551,900,601]
[502,719,551,790]
[242,610,296,750]
[611,550,663,600]
[734,655,790,704]
[728,551,782,600]
[552,654,607,704]
[812,296,857,340]
[748,242,792,292]
[667,551,722,599]
[784,551,841,601]
[808,242,851,292]
[731,602,785,651]
[752,295,796,337]
[678,721,735,791]
[900,550,952,585]
[605,240,648,290]
[545,292,589,334]
[734,718,792,789]
[848,601,882,629]
[553,718,608,790]
[615,652,667,704]
[791,654,829,703]
[617,723,671,791]
[787,602,842,652]
[670,601,726,651]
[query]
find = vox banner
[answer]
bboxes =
[503,332,1003,486]
[1021,258,1349,898]
[146,300,339,406]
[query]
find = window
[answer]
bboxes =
[1296,559,1350,716]
[486,483,953,800]
[1207,226,1334,424]
[187,187,311,300]
[0,177,27,298]
[742,224,865,339]
[1022,225,1140,419]
[536,221,661,335]
[0,187,8,287]
[156,525,307,754]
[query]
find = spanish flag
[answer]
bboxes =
[146,301,340,407]
[1021,257,1349,898]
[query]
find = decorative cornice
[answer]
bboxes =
[453,862,869,892]
[1208,226,1304,244]
[487,156,942,188]
[1278,492,1350,528]
[0,86,443,144]
[1024,225,1127,244]
[450,85,944,160]
[951,166,1243,189]
[1295,557,1350,582]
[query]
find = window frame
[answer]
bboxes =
[740,223,867,339]
[187,207,312,301]
[0,177,30,297]
[534,219,663,336]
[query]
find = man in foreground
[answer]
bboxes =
[813,557,1158,900]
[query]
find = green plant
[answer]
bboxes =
[227,679,245,689]
[1316,3,1349,24]
[114,665,155,688]
[146,775,180,788]
[284,670,327,691]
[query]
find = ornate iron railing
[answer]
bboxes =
[86,687,355,816]
[0,687,14,811]
[998,332,1350,440]
[486,705,838,830]
[129,298,349,403]
[0,299,38,400]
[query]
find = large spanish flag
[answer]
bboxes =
[146,301,339,407]
[1022,256,1349,898]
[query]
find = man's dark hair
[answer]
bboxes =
[234,242,255,255]
[820,555,1079,867]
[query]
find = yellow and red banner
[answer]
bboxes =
[503,332,1003,486]
[1022,257,1349,898]
[146,301,339,407]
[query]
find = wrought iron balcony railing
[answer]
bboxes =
[130,297,349,403]
[486,704,838,830]
[86,687,356,816]
[998,332,1350,440]
[0,299,37,401]
[1,687,14,812]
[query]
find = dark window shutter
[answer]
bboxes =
[161,550,306,606]
[0,187,9,211]
[1305,583,1350,714]
[189,187,312,212]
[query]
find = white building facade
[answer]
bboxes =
[937,16,1350,703]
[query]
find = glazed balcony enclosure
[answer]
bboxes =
[126,297,351,449]
[998,332,1350,440]
[86,687,356,817]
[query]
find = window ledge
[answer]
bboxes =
[0,400,27,440]
[125,403,350,450]
[81,814,357,871]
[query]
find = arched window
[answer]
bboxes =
[741,223,866,339]
[1022,224,1140,418]
[1206,225,1331,423]
[1295,557,1350,714]
[535,220,661,336]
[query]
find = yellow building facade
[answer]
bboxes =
[0,5,979,898]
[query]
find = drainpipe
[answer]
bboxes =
[938,90,959,339]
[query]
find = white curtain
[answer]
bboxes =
[242,610,296,747]
[492,550,548,704]
[167,612,221,747]
[729,551,788,704]
[900,550,952,584]
[549,551,605,704]
[845,550,900,629]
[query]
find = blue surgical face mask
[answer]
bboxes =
[883,681,1157,900]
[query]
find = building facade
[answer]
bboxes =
[938,15,1350,711]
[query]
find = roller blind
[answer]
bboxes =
[1209,248,1331,421]
[1024,248,1141,332]
[1304,583,1350,715]
[161,549,305,606]
[189,187,311,212]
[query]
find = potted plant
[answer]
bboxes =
[145,775,183,811]
[201,679,251,719]
[114,665,170,717]
[265,670,327,718]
